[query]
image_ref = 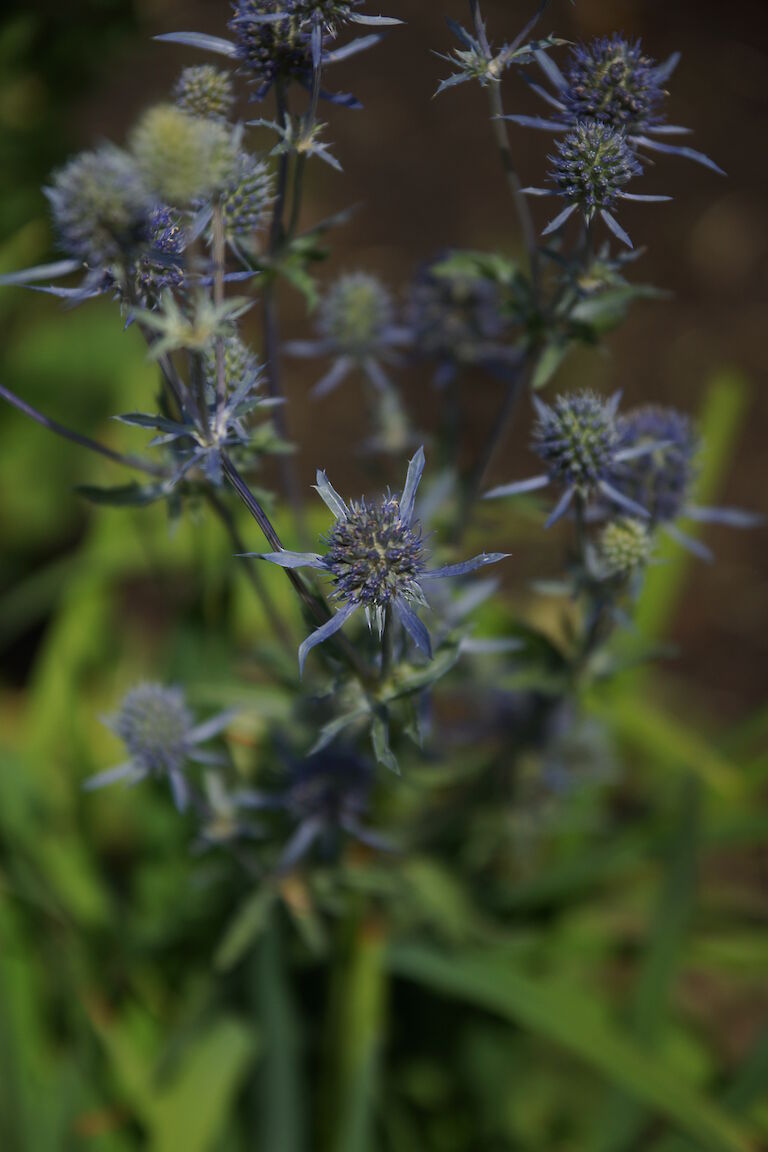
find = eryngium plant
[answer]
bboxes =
[0,2,762,1141]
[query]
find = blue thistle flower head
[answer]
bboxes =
[552,121,641,221]
[285,749,372,826]
[174,64,236,121]
[408,263,507,376]
[317,273,395,357]
[47,145,151,267]
[229,0,314,94]
[261,749,393,870]
[533,390,621,491]
[219,153,275,239]
[617,405,697,525]
[326,494,426,620]
[113,683,193,777]
[486,391,656,526]
[564,36,665,136]
[248,448,508,673]
[84,683,236,811]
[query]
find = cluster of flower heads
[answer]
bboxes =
[246,447,507,673]
[487,391,758,564]
[487,390,652,527]
[0,58,258,305]
[500,34,724,246]
[83,682,386,870]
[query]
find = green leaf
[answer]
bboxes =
[150,1019,256,1152]
[215,884,275,971]
[254,914,305,1152]
[570,284,664,329]
[390,944,752,1152]
[532,340,570,389]
[371,714,400,775]
[590,778,701,1152]
[330,924,388,1152]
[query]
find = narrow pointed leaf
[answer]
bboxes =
[542,203,578,235]
[154,31,238,56]
[485,474,550,499]
[601,209,633,248]
[393,597,432,658]
[314,470,349,519]
[422,553,509,580]
[298,601,357,676]
[632,135,725,175]
[400,445,425,524]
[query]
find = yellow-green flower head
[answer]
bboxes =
[598,517,651,577]
[131,104,237,205]
[46,145,151,266]
[174,65,236,122]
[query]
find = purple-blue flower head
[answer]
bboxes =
[564,36,665,136]
[614,405,762,559]
[617,405,697,525]
[244,447,508,673]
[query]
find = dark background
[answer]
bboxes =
[1,0,766,716]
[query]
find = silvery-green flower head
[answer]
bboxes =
[131,104,237,205]
[84,683,236,812]
[318,273,395,358]
[174,64,236,121]
[46,145,151,267]
[114,684,193,777]
[245,448,508,674]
